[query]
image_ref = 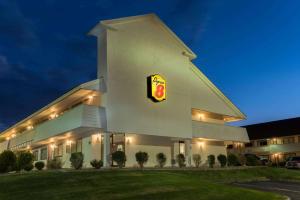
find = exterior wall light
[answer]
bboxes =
[6,137,10,141]
[66,140,73,146]
[27,125,34,130]
[50,144,57,150]
[26,145,31,150]
[50,113,58,120]
[198,113,205,120]
[11,134,16,138]
[126,137,132,144]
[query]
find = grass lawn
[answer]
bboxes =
[0,167,299,200]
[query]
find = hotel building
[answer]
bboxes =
[228,117,300,162]
[0,14,249,168]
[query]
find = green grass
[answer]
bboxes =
[0,167,299,200]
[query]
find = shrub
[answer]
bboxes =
[70,152,84,170]
[217,154,227,167]
[227,153,239,166]
[207,155,215,168]
[24,163,34,171]
[135,151,149,168]
[35,161,45,170]
[0,150,16,173]
[17,151,34,171]
[176,154,185,168]
[245,154,260,166]
[112,151,126,168]
[156,153,167,168]
[47,158,62,169]
[192,154,201,168]
[90,159,103,169]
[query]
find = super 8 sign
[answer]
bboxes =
[147,74,166,102]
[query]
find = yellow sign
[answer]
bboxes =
[147,74,166,102]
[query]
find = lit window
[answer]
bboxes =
[54,144,63,157]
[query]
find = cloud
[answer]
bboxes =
[0,0,38,47]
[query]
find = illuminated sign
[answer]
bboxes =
[147,74,166,102]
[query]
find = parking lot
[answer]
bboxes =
[234,181,300,200]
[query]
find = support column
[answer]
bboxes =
[185,139,192,167]
[103,132,111,167]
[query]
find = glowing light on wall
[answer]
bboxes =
[49,113,58,120]
[126,137,132,144]
[50,144,57,150]
[27,125,34,130]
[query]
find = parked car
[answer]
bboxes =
[285,156,300,169]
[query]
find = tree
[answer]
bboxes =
[217,154,227,167]
[135,151,149,168]
[156,153,167,168]
[176,154,185,168]
[207,155,215,168]
[112,151,126,168]
[193,154,201,168]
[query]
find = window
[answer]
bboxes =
[54,144,63,157]
[68,139,82,154]
[33,150,39,161]
[245,142,253,147]
[257,140,268,146]
[179,141,185,154]
[283,137,295,144]
[40,147,48,160]
[226,145,233,149]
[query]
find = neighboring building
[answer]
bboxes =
[228,117,300,162]
[0,14,248,168]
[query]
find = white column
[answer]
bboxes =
[185,139,192,167]
[103,132,111,167]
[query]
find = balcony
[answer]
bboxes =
[245,143,300,154]
[7,104,102,150]
[192,121,249,142]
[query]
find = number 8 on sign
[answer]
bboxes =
[147,74,166,102]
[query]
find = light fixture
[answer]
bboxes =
[26,145,31,150]
[49,113,58,120]
[50,144,57,150]
[66,140,73,145]
[126,137,132,144]
[11,133,16,138]
[88,95,94,100]
[27,125,33,130]
[6,137,10,141]
[198,113,205,120]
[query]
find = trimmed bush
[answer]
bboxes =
[227,153,239,166]
[17,151,34,171]
[217,154,227,167]
[112,151,126,168]
[245,154,260,166]
[35,161,45,170]
[156,153,167,168]
[192,154,201,168]
[176,154,185,168]
[135,151,149,168]
[207,155,215,168]
[70,152,84,170]
[90,159,103,169]
[47,158,62,169]
[0,150,16,173]
[24,163,34,171]
[238,154,246,166]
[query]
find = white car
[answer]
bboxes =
[286,156,300,169]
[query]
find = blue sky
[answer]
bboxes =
[0,0,300,130]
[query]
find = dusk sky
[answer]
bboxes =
[1,0,300,131]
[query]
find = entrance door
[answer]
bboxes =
[110,133,125,166]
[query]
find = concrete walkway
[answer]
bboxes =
[234,181,300,200]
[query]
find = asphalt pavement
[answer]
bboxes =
[234,181,300,200]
